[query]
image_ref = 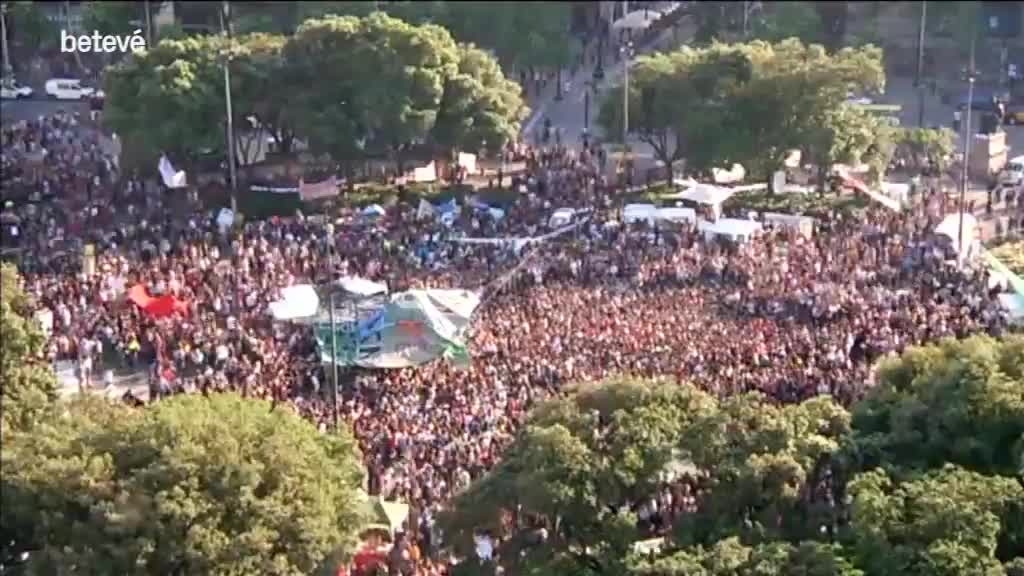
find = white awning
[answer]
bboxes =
[338,276,389,297]
[269,284,320,320]
[612,9,662,31]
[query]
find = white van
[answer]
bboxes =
[999,156,1024,186]
[45,78,101,100]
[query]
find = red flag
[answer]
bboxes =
[127,284,189,318]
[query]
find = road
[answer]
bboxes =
[881,76,1024,158]
[1,97,89,125]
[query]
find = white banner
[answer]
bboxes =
[299,176,339,201]
[457,152,477,174]
[413,162,438,183]
[158,155,187,189]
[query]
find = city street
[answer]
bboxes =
[1,97,88,125]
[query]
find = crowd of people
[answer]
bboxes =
[1,110,1015,575]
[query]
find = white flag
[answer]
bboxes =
[158,155,187,189]
[416,198,435,219]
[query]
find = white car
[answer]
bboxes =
[44,78,100,100]
[0,78,34,99]
[999,156,1024,186]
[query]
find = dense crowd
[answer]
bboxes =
[1,111,1014,575]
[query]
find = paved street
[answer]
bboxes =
[1,97,89,125]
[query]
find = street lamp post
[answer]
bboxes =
[220,1,238,214]
[1,3,11,76]
[621,40,634,147]
[958,27,977,264]
[958,74,975,261]
[915,1,927,127]
[328,291,340,431]
[144,0,153,46]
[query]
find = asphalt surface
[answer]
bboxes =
[1,96,89,125]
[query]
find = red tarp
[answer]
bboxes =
[128,284,189,318]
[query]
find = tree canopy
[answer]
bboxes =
[103,12,525,170]
[442,335,1024,576]
[1,393,367,575]
[0,263,59,434]
[598,39,889,185]
[229,1,573,70]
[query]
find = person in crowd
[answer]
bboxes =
[0,112,1012,575]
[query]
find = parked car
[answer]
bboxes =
[44,77,103,100]
[998,155,1024,186]
[0,77,34,99]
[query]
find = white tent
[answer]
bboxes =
[934,213,979,254]
[997,293,1024,324]
[412,162,438,183]
[623,203,659,224]
[668,183,737,206]
[269,284,320,321]
[699,218,763,243]
[656,207,697,223]
[338,276,389,297]
[612,9,662,31]
[712,163,746,184]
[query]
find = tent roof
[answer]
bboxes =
[934,214,979,253]
[337,276,389,297]
[612,9,662,30]
[663,183,737,206]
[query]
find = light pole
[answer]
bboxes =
[915,1,927,127]
[1,3,11,76]
[621,40,634,148]
[220,0,238,213]
[328,291,340,431]
[958,28,977,263]
[144,0,153,46]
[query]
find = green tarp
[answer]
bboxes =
[315,289,479,369]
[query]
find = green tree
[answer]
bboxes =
[442,379,719,576]
[285,13,522,170]
[752,2,822,44]
[847,465,1023,576]
[676,394,851,546]
[628,539,863,576]
[893,127,957,174]
[430,43,528,157]
[284,13,459,174]
[598,46,753,182]
[81,1,145,36]
[1,393,366,575]
[0,263,59,434]
[103,35,227,168]
[600,40,885,183]
[104,32,297,170]
[846,335,1024,477]
[5,1,58,53]
[442,379,854,575]
[229,2,573,72]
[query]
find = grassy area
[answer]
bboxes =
[723,191,870,218]
[989,240,1024,276]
